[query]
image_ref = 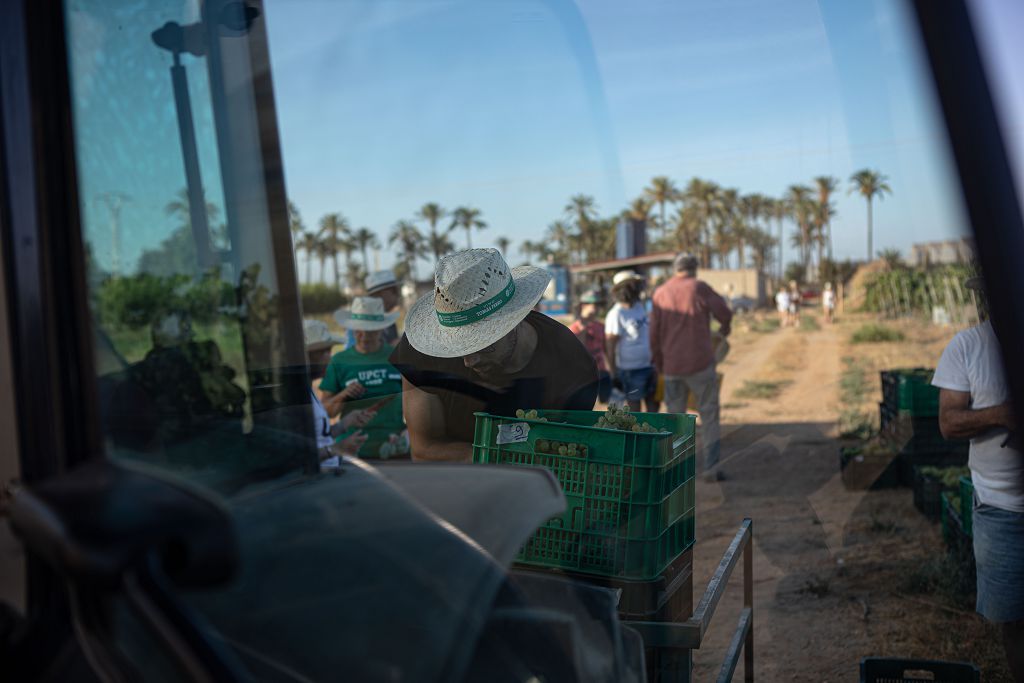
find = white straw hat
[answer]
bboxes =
[612,270,643,287]
[334,296,401,331]
[404,248,551,358]
[303,319,345,352]
[365,269,398,295]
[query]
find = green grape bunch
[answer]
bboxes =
[515,408,547,422]
[593,403,660,433]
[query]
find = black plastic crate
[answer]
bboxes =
[912,466,945,520]
[860,657,979,682]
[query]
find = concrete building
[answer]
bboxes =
[910,238,975,267]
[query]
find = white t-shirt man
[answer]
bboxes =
[822,289,836,310]
[932,321,1024,512]
[605,302,652,370]
[775,290,790,313]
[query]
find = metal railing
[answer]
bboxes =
[624,518,754,682]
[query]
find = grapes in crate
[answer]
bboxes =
[515,408,548,422]
[593,403,660,433]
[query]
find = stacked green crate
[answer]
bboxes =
[879,368,968,484]
[473,409,696,581]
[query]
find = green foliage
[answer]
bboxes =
[96,269,235,330]
[799,315,820,331]
[851,324,905,343]
[299,283,347,314]
[838,356,874,439]
[860,263,975,314]
[877,248,904,269]
[783,262,806,285]
[735,379,789,399]
[818,258,858,286]
[838,409,875,439]
[748,317,781,333]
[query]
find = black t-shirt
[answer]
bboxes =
[390,311,598,443]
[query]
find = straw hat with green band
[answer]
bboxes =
[334,296,401,331]
[405,248,552,358]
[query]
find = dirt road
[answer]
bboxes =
[687,319,1006,680]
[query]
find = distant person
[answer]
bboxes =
[391,249,598,462]
[775,287,791,327]
[650,253,733,476]
[605,270,659,413]
[303,319,373,469]
[788,280,801,325]
[932,276,1024,681]
[822,282,836,324]
[321,297,409,459]
[342,269,402,348]
[569,290,611,403]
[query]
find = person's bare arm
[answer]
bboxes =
[319,382,365,418]
[938,388,1015,440]
[605,334,619,378]
[649,303,662,373]
[704,284,733,336]
[401,377,472,462]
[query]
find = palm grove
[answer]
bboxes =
[290,169,891,289]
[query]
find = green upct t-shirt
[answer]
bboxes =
[320,344,406,459]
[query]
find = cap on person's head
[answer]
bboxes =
[365,269,399,295]
[334,296,401,331]
[579,289,603,305]
[612,270,643,288]
[824,282,833,291]
[403,248,551,358]
[674,252,698,273]
[303,319,345,352]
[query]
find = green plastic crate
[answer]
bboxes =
[472,409,696,580]
[881,368,939,417]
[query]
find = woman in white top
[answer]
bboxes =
[604,271,659,413]
[822,282,836,324]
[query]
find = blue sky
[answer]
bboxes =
[264,0,981,279]
[68,0,1022,279]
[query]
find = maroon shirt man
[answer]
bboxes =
[650,253,732,472]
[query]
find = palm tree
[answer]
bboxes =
[352,227,380,275]
[313,237,332,285]
[813,176,839,261]
[849,169,892,261]
[338,235,363,292]
[317,212,349,290]
[768,197,787,281]
[288,200,304,241]
[496,236,512,257]
[417,203,449,260]
[427,230,455,262]
[296,231,319,284]
[521,239,554,264]
[563,194,600,264]
[671,205,701,253]
[784,185,813,273]
[546,220,575,264]
[643,176,680,239]
[450,206,487,249]
[682,178,722,268]
[389,220,426,282]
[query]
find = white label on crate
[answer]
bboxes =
[497,422,530,445]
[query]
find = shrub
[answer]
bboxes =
[851,324,905,343]
[735,379,789,400]
[300,284,347,314]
